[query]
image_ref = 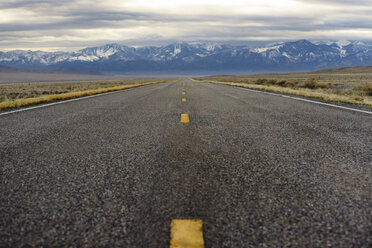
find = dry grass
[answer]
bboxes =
[253,78,331,89]
[193,75,372,108]
[198,70,372,89]
[353,82,372,96]
[0,79,177,110]
[0,71,125,84]
[0,79,164,101]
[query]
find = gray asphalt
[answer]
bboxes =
[1,78,371,247]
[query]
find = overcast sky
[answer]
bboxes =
[1,0,372,51]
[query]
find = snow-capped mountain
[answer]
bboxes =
[0,40,371,74]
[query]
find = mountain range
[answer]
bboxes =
[1,40,372,75]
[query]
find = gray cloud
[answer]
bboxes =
[0,0,372,51]
[0,0,71,8]
[295,0,372,6]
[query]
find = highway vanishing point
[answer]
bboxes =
[1,78,371,247]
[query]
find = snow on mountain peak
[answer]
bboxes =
[96,47,116,58]
[336,40,351,47]
[1,40,372,72]
[173,44,181,56]
[252,44,283,53]
[313,40,352,47]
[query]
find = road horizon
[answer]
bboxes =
[1,78,371,247]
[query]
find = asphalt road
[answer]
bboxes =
[1,78,371,247]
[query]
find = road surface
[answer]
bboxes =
[1,78,371,247]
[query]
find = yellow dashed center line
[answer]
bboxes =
[170,219,204,248]
[180,114,190,124]
[182,98,187,102]
[182,92,186,95]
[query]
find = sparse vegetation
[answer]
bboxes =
[194,71,372,108]
[302,78,330,89]
[0,79,177,110]
[353,82,372,96]
[254,77,330,89]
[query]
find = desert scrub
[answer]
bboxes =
[302,78,330,89]
[274,80,287,86]
[256,79,268,85]
[353,82,372,96]
[0,79,176,110]
[0,79,172,103]
[193,68,372,108]
[352,95,364,101]
[194,78,372,108]
[255,78,298,88]
[331,88,353,96]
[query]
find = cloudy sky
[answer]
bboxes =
[1,0,372,51]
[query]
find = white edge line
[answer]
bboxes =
[235,86,372,115]
[0,86,142,117]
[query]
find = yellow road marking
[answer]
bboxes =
[182,98,187,102]
[170,219,204,248]
[180,114,190,124]
[182,92,186,95]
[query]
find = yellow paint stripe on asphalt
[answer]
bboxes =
[170,219,204,248]
[182,98,187,102]
[182,92,186,95]
[180,114,190,124]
